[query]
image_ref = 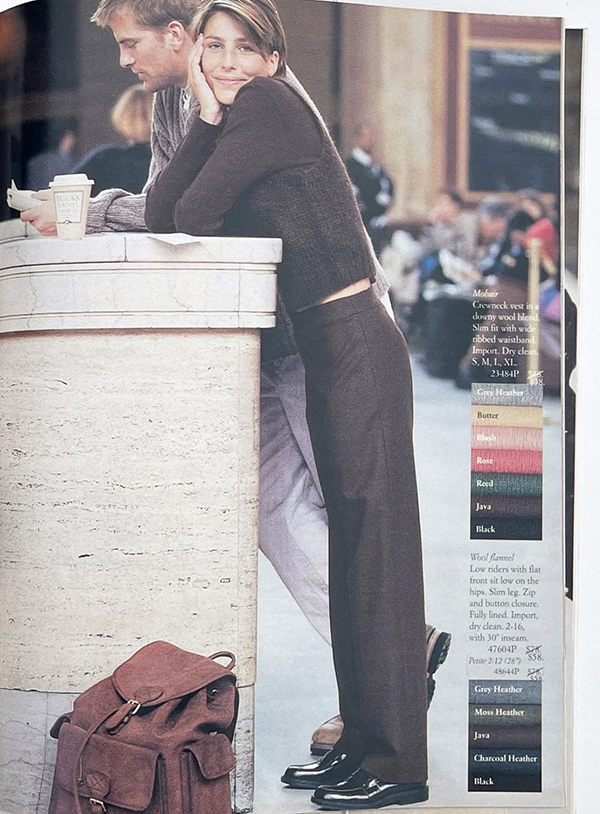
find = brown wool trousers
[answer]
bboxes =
[292,287,428,784]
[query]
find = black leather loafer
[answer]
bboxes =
[281,750,361,789]
[311,768,429,809]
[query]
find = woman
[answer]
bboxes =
[74,84,153,195]
[145,0,428,808]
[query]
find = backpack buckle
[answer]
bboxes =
[89,799,106,812]
[105,700,142,734]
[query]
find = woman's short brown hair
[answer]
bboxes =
[192,0,287,77]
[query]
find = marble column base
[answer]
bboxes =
[0,689,73,814]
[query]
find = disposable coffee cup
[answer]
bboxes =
[49,174,94,239]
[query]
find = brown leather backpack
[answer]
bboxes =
[48,641,239,814]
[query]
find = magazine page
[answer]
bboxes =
[0,0,590,812]
[0,1,34,12]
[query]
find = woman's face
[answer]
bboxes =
[201,11,279,106]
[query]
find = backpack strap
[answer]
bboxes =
[104,686,163,734]
[71,706,125,814]
[104,699,142,734]
[71,683,168,814]
[209,651,236,671]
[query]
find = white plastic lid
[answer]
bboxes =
[49,174,94,186]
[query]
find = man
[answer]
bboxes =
[476,196,510,276]
[417,189,479,380]
[21,0,450,757]
[345,122,394,256]
[420,188,478,263]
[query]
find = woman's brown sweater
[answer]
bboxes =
[145,77,375,315]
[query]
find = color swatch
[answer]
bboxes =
[471,385,543,540]
[468,679,542,792]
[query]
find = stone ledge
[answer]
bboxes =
[0,227,280,333]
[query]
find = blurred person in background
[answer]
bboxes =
[454,196,509,389]
[26,125,77,190]
[517,195,561,390]
[457,201,560,390]
[480,196,557,288]
[515,188,559,280]
[345,122,395,256]
[420,189,477,263]
[516,188,550,222]
[417,189,479,379]
[476,196,510,274]
[73,84,153,195]
[480,208,536,284]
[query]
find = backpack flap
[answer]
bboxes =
[111,641,236,707]
[186,734,236,780]
[55,722,159,812]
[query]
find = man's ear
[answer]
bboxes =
[165,20,190,51]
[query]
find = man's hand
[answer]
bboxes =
[20,189,57,236]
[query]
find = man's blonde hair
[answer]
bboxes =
[192,0,287,76]
[92,0,199,29]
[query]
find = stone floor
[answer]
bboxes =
[253,358,569,814]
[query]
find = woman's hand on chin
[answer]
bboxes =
[188,35,223,126]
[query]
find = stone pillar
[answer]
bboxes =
[0,225,280,814]
[339,6,444,217]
